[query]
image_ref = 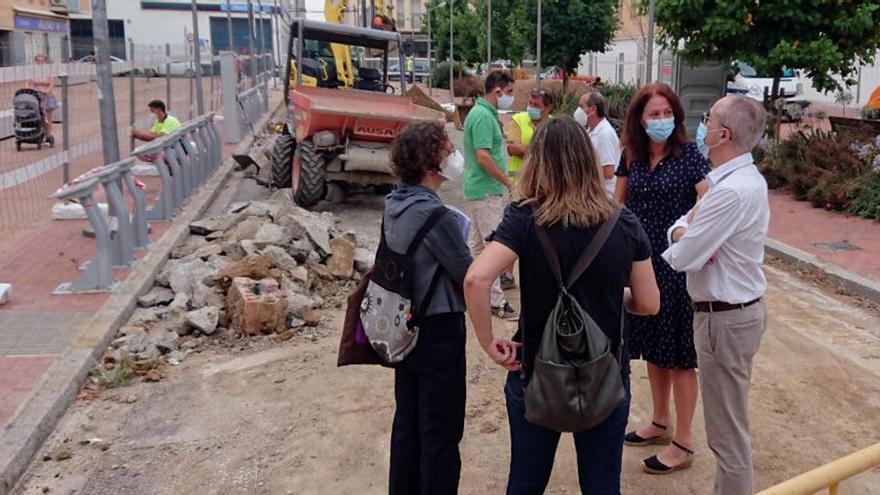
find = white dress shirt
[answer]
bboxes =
[588,118,620,199]
[661,152,769,304]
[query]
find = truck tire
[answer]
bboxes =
[293,141,326,208]
[271,133,294,188]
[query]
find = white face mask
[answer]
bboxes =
[573,106,588,126]
[498,93,515,110]
[440,149,464,181]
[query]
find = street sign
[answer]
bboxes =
[186,33,195,42]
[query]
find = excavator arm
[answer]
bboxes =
[324,0,356,88]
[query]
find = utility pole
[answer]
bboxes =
[486,0,491,68]
[226,0,234,52]
[273,0,281,79]
[449,0,453,105]
[257,0,266,75]
[247,0,258,88]
[191,0,205,115]
[645,0,656,84]
[91,0,119,164]
[427,7,432,97]
[536,0,542,84]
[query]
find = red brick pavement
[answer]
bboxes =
[0,356,56,425]
[0,119,239,429]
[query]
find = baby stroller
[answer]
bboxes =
[13,88,54,151]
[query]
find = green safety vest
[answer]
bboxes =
[509,111,543,175]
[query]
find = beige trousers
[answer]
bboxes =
[694,300,767,495]
[467,194,506,308]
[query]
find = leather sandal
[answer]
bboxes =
[643,441,695,475]
[624,421,672,446]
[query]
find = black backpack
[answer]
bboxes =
[523,207,626,432]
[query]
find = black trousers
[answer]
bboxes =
[389,312,467,495]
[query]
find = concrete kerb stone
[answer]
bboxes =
[765,238,880,304]
[0,97,284,495]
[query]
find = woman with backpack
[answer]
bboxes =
[383,121,473,495]
[464,117,660,494]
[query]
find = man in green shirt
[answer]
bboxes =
[463,71,518,321]
[132,99,181,143]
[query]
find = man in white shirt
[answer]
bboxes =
[576,93,620,198]
[662,95,769,495]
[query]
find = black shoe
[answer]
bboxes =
[492,303,519,321]
[643,441,695,474]
[624,421,672,446]
[500,273,517,290]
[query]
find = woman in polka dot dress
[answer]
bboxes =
[614,83,710,475]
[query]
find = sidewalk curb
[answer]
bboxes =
[0,98,284,495]
[766,238,880,304]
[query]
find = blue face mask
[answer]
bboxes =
[527,106,543,120]
[696,121,710,158]
[644,117,675,143]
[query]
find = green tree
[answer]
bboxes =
[424,1,483,65]
[651,1,880,110]
[509,0,619,84]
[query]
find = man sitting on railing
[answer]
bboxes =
[132,99,181,162]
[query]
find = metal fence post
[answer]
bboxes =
[210,52,216,112]
[92,0,121,165]
[129,39,136,153]
[165,43,172,112]
[617,53,624,84]
[220,51,243,143]
[188,40,195,120]
[191,0,205,115]
[61,36,70,184]
[247,0,258,90]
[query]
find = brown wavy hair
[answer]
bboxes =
[621,83,689,167]
[390,121,447,185]
[517,117,612,228]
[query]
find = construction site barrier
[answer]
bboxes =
[219,51,271,144]
[48,113,222,294]
[756,442,880,495]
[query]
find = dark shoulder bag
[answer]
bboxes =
[523,207,626,432]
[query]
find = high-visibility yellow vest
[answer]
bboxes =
[509,112,538,175]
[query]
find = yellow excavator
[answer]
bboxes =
[322,0,396,89]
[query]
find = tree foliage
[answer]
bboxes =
[424,0,619,75]
[509,0,618,75]
[650,0,880,96]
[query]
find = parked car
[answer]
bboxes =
[387,59,430,82]
[727,62,804,101]
[155,60,218,78]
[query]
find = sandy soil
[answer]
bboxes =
[13,130,880,495]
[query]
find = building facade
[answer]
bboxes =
[68,1,279,61]
[0,0,90,66]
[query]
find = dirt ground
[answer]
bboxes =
[13,129,880,495]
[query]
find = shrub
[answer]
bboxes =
[595,83,638,133]
[431,62,465,90]
[848,173,880,221]
[861,105,880,121]
[452,76,484,98]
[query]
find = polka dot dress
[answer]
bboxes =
[615,141,710,370]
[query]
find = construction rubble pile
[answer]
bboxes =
[98,190,374,381]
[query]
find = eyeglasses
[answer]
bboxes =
[530,88,550,97]
[701,112,711,125]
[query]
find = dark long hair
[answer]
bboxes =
[621,83,689,167]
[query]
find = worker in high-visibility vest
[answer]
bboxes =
[506,87,555,181]
[406,56,415,83]
[499,87,554,291]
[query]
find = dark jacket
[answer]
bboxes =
[383,184,473,316]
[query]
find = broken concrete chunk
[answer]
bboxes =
[289,265,310,286]
[185,306,220,335]
[228,216,267,242]
[262,245,299,273]
[327,237,356,279]
[287,291,319,318]
[353,248,374,274]
[137,287,175,308]
[254,223,288,247]
[0,283,12,305]
[189,217,229,236]
[214,255,281,289]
